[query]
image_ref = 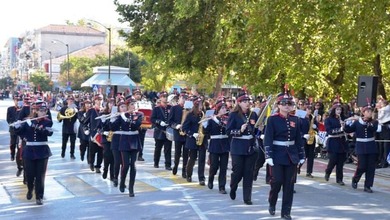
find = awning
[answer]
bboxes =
[81,66,137,87]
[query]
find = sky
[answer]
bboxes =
[0,0,133,45]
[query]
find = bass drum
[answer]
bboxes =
[137,100,153,129]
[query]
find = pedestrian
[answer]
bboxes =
[226,90,259,205]
[345,105,381,193]
[264,91,305,219]
[14,100,53,205]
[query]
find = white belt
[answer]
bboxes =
[233,135,253,140]
[210,135,228,139]
[273,140,295,146]
[356,137,375,142]
[328,134,345,138]
[114,131,139,135]
[26,141,48,146]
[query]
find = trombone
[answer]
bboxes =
[9,115,49,127]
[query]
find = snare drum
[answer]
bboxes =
[136,100,153,129]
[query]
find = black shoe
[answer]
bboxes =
[16,169,22,177]
[172,166,178,175]
[11,155,15,161]
[186,176,192,182]
[90,164,95,172]
[207,180,213,189]
[154,164,159,168]
[364,187,373,193]
[182,172,187,178]
[119,183,125,193]
[36,198,43,205]
[113,179,118,187]
[293,190,296,193]
[138,157,145,161]
[352,179,358,189]
[337,180,345,186]
[324,173,330,181]
[199,180,205,186]
[229,189,236,200]
[244,200,253,205]
[219,189,227,194]
[80,155,84,161]
[306,173,314,178]
[165,166,172,171]
[268,206,276,215]
[129,188,135,197]
[253,175,258,181]
[26,190,33,200]
[95,168,101,174]
[61,151,65,158]
[281,214,292,220]
[70,154,76,160]
[102,170,108,179]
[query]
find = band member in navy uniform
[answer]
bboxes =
[324,102,348,185]
[58,95,78,159]
[264,92,305,219]
[345,105,381,193]
[112,96,143,197]
[85,94,104,173]
[204,99,230,194]
[133,89,146,161]
[14,100,53,205]
[77,99,92,163]
[100,98,115,180]
[182,95,208,185]
[7,95,23,177]
[151,91,173,170]
[226,90,259,205]
[168,91,189,178]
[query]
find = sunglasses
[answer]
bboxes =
[279,101,295,106]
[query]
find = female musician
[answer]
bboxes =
[204,99,229,194]
[14,101,53,205]
[264,92,305,219]
[324,103,348,185]
[111,96,143,197]
[226,91,258,205]
[100,98,115,180]
[182,96,207,185]
[109,98,127,187]
[77,99,91,163]
[300,105,317,178]
[345,105,381,193]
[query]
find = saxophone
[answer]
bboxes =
[179,108,189,136]
[196,111,205,146]
[307,114,317,145]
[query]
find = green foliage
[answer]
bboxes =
[29,71,52,91]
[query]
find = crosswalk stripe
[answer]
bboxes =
[0,186,11,205]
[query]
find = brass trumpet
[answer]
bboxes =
[57,108,77,121]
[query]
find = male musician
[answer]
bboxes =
[133,89,146,161]
[85,94,104,173]
[264,92,305,219]
[151,91,172,170]
[7,95,23,177]
[168,91,189,178]
[58,95,78,159]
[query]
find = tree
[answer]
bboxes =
[29,71,52,91]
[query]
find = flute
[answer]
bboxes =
[9,115,49,127]
[198,111,230,124]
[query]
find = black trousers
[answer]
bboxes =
[325,152,346,182]
[268,163,296,216]
[209,152,229,190]
[111,148,122,181]
[173,140,188,175]
[120,150,138,190]
[89,141,103,168]
[253,149,265,180]
[24,157,49,200]
[230,153,258,202]
[138,129,147,158]
[103,142,114,179]
[9,132,18,157]
[62,133,76,155]
[353,153,377,188]
[11,134,23,170]
[79,139,89,163]
[304,142,316,174]
[154,139,172,167]
[187,147,207,182]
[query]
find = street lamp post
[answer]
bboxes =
[51,40,70,88]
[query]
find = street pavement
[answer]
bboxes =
[0,98,390,220]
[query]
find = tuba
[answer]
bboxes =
[196,111,205,146]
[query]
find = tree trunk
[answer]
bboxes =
[213,66,224,98]
[373,54,387,100]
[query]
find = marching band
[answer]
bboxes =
[6,86,389,220]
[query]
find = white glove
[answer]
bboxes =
[212,116,220,124]
[175,124,182,130]
[160,121,168,127]
[84,130,90,135]
[265,158,274,166]
[121,112,127,121]
[83,113,87,117]
[26,119,32,126]
[303,134,310,140]
[193,133,199,139]
[202,120,208,128]
[299,159,305,165]
[101,117,107,123]
[260,134,265,140]
[14,121,21,129]
[312,124,317,129]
